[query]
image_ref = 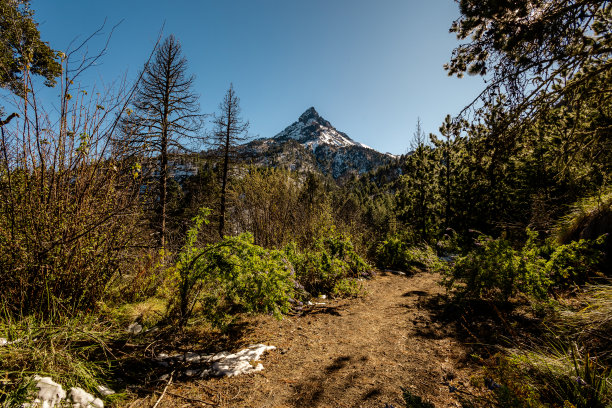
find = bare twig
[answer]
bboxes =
[152,370,174,408]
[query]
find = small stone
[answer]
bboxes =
[126,322,142,335]
[97,385,115,397]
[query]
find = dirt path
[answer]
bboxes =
[150,272,476,408]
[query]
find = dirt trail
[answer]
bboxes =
[152,272,476,408]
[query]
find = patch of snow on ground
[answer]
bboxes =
[23,377,108,408]
[28,376,66,408]
[0,337,21,346]
[205,344,276,377]
[69,387,104,408]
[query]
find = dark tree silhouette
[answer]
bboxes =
[211,84,249,238]
[120,35,203,248]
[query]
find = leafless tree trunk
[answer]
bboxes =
[212,84,249,238]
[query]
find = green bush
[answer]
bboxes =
[173,209,295,328]
[545,235,606,288]
[446,229,604,300]
[375,236,444,273]
[284,230,370,297]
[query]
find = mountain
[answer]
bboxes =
[237,107,396,180]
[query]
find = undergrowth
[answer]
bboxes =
[0,314,121,406]
[172,210,370,328]
[445,229,606,301]
[375,236,444,273]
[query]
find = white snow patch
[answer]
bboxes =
[184,351,201,363]
[22,377,107,408]
[0,337,21,346]
[69,387,104,408]
[204,344,276,378]
[27,376,66,408]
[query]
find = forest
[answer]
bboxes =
[0,0,611,407]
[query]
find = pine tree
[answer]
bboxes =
[119,35,203,248]
[211,84,249,238]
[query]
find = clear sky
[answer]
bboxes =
[29,0,485,155]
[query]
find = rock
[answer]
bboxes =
[96,385,115,397]
[126,322,142,335]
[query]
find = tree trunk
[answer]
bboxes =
[160,135,168,248]
[219,128,230,238]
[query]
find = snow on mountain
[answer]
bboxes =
[273,107,375,151]
[237,107,395,180]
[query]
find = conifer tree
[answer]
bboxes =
[120,35,203,248]
[211,84,249,238]
[0,0,61,96]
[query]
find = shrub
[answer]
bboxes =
[173,209,295,328]
[284,230,370,298]
[446,229,604,300]
[0,55,144,318]
[545,235,606,288]
[555,188,612,273]
[376,236,445,273]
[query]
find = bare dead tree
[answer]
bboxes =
[119,35,204,248]
[211,84,249,238]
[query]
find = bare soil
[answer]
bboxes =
[127,271,483,408]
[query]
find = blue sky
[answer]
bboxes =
[29,0,485,155]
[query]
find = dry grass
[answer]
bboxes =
[0,314,120,404]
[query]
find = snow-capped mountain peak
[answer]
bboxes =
[274,107,372,151]
[237,107,395,180]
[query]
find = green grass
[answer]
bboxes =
[0,314,121,405]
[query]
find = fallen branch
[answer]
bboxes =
[152,370,173,408]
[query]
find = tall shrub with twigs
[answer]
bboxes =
[0,36,146,317]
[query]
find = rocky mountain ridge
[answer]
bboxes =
[237,107,395,180]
